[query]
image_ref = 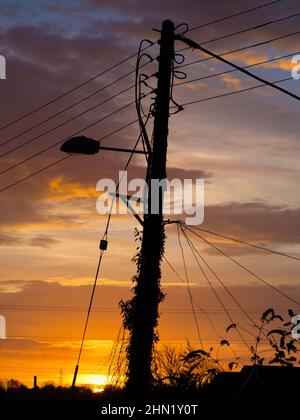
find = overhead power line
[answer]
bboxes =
[2,47,293,163]
[178,10,300,53]
[0,100,136,176]
[0,76,294,194]
[176,51,298,87]
[176,224,204,349]
[0,68,150,150]
[179,226,252,352]
[163,255,224,338]
[186,226,300,307]
[0,3,288,137]
[1,11,294,156]
[0,119,138,193]
[177,35,300,102]
[163,255,239,359]
[0,48,154,131]
[180,76,294,107]
[182,227,260,329]
[0,87,136,161]
[187,0,285,33]
[176,29,300,70]
[0,156,70,193]
[185,225,300,262]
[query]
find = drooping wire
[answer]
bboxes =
[186,225,300,307]
[176,224,204,349]
[177,225,252,353]
[135,40,154,155]
[181,226,260,329]
[181,226,278,349]
[163,255,234,348]
[185,225,300,262]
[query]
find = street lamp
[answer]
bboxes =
[60,135,149,156]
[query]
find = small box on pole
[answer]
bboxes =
[99,239,108,250]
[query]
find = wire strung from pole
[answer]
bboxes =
[0,60,153,150]
[0,5,289,139]
[0,119,138,194]
[1,49,296,164]
[176,51,300,88]
[181,226,259,329]
[181,227,278,347]
[176,224,204,349]
[0,75,294,191]
[0,155,71,194]
[163,255,225,341]
[75,248,105,374]
[0,44,156,132]
[176,35,300,102]
[186,225,300,307]
[179,75,294,107]
[0,100,136,176]
[135,40,154,155]
[182,233,251,353]
[0,87,137,161]
[1,16,295,153]
[178,226,252,354]
[185,225,300,262]
[0,1,283,133]
[187,0,285,33]
[176,29,300,70]
[0,76,294,193]
[180,227,280,349]
[177,11,300,54]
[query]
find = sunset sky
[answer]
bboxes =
[1,0,300,388]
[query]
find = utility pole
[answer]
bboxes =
[123,19,175,396]
[59,369,63,387]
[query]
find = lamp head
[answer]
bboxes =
[60,136,100,155]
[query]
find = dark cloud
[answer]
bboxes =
[202,201,300,245]
[0,233,22,246]
[29,234,59,248]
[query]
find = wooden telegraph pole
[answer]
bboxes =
[124,19,175,396]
